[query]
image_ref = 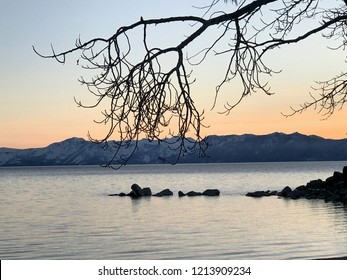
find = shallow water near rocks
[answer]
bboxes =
[1,161,347,259]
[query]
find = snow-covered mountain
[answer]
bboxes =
[1,132,347,166]
[0,138,112,166]
[201,132,347,163]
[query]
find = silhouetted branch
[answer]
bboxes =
[34,0,347,167]
[283,72,347,119]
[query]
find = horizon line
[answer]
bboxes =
[2,131,347,150]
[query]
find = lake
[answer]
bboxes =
[1,161,347,259]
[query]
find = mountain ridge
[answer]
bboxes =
[1,132,347,166]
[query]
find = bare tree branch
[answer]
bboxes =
[33,0,347,167]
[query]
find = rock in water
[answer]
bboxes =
[202,189,220,196]
[246,190,278,198]
[142,187,152,196]
[343,166,347,183]
[333,171,343,182]
[153,189,173,197]
[186,191,202,197]
[278,186,292,197]
[178,191,186,197]
[246,167,347,204]
[131,183,144,198]
[128,191,138,198]
[306,179,323,189]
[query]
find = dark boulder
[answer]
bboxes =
[343,166,347,183]
[142,187,152,196]
[202,189,220,196]
[246,190,277,198]
[153,189,173,197]
[131,183,144,198]
[179,189,221,197]
[128,191,138,198]
[325,193,338,203]
[291,186,307,199]
[337,188,347,196]
[333,171,343,182]
[269,190,278,196]
[129,184,152,198]
[325,176,336,187]
[108,192,128,197]
[304,193,318,200]
[246,191,268,198]
[186,191,202,197]
[278,186,292,197]
[336,181,347,190]
[246,167,347,204]
[178,191,186,197]
[306,179,323,190]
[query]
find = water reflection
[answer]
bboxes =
[1,163,347,259]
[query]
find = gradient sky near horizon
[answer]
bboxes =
[1,0,346,149]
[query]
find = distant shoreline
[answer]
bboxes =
[2,132,347,166]
[1,159,347,168]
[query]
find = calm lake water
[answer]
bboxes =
[1,162,347,260]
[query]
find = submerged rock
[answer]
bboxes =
[153,189,173,197]
[246,190,277,198]
[179,189,221,197]
[108,192,128,197]
[186,191,202,197]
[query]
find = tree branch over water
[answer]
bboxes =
[34,0,347,167]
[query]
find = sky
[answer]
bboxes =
[0,0,346,149]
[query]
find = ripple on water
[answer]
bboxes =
[1,163,347,259]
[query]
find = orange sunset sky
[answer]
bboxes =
[1,0,346,149]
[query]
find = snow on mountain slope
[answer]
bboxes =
[1,132,347,166]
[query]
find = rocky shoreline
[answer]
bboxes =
[246,166,347,204]
[109,166,347,204]
[109,184,220,198]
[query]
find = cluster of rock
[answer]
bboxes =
[109,184,220,199]
[246,166,347,204]
[178,189,220,197]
